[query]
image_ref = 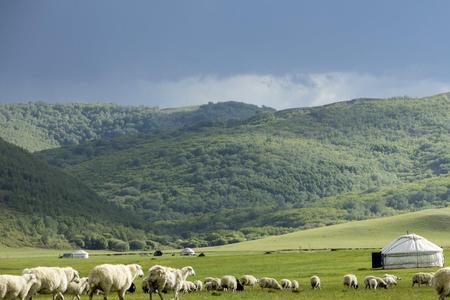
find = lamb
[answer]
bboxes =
[383,274,398,287]
[280,279,292,289]
[143,265,195,300]
[432,267,450,299]
[193,280,202,291]
[23,267,79,300]
[64,277,89,300]
[363,276,388,289]
[343,274,358,289]
[310,275,321,289]
[220,276,244,292]
[203,278,222,291]
[88,264,144,300]
[180,281,195,293]
[368,278,378,289]
[0,274,37,300]
[239,275,258,287]
[412,272,435,287]
[258,277,282,290]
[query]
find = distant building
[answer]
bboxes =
[180,247,196,256]
[61,250,89,259]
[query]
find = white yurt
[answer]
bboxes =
[381,233,443,269]
[180,247,196,256]
[61,250,89,259]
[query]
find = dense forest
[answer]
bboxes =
[0,101,273,152]
[3,95,450,249]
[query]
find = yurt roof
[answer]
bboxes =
[181,248,195,253]
[381,233,442,254]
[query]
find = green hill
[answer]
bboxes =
[204,207,450,251]
[0,101,273,152]
[0,138,153,249]
[33,92,450,247]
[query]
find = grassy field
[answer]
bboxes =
[0,248,444,300]
[203,207,450,252]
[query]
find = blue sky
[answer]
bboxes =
[1,0,450,109]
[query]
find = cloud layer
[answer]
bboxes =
[131,72,450,109]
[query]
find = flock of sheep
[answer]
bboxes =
[2,263,450,300]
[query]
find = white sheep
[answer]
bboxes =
[239,275,257,287]
[193,280,202,292]
[144,265,195,300]
[258,277,282,290]
[280,279,292,289]
[432,267,450,300]
[180,281,195,293]
[220,276,243,292]
[204,278,221,291]
[310,275,320,289]
[343,274,358,289]
[363,276,388,289]
[291,280,299,291]
[382,274,398,287]
[412,272,435,287]
[368,278,378,289]
[88,264,144,300]
[64,277,89,300]
[0,274,37,300]
[23,267,79,300]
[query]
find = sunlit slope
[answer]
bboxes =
[205,208,450,251]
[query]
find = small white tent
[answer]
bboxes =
[381,234,443,269]
[61,250,89,259]
[180,248,196,256]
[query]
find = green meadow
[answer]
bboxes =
[0,247,443,300]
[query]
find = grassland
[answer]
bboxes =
[205,207,450,251]
[0,247,443,300]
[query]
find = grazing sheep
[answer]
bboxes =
[310,276,321,289]
[343,274,358,289]
[180,281,195,293]
[258,277,282,290]
[280,279,292,289]
[141,277,149,294]
[0,274,37,300]
[88,264,144,300]
[432,268,450,300]
[291,280,299,291]
[239,275,258,287]
[64,277,89,300]
[23,267,79,300]
[368,278,378,289]
[144,265,195,300]
[221,276,244,292]
[193,281,202,292]
[363,276,388,289]
[204,278,222,291]
[382,274,398,287]
[412,272,435,287]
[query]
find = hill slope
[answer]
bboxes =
[205,207,450,251]
[0,138,151,249]
[35,93,450,247]
[0,101,273,152]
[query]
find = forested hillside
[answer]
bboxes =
[0,138,155,250]
[35,93,450,247]
[0,101,273,152]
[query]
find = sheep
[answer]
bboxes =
[239,275,257,287]
[412,272,435,287]
[220,276,244,292]
[23,267,79,300]
[0,274,37,300]
[382,274,398,287]
[343,274,358,289]
[88,264,144,300]
[291,280,299,291]
[363,276,388,289]
[368,278,378,289]
[203,278,222,291]
[280,279,292,289]
[258,277,282,290]
[193,280,202,292]
[180,281,195,293]
[144,265,195,300]
[432,267,450,300]
[310,275,321,289]
[64,277,89,300]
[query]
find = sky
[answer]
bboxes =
[1,0,450,109]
